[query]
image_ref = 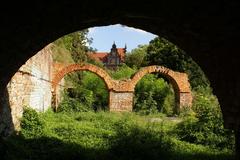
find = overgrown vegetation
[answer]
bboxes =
[58,72,109,112]
[134,74,175,116]
[144,37,210,89]
[0,108,234,160]
[176,86,235,150]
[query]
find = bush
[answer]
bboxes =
[20,107,44,138]
[175,86,235,150]
[162,89,175,116]
[133,74,174,115]
[80,72,109,111]
[61,71,109,112]
[109,64,136,80]
[58,93,93,113]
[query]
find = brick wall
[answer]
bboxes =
[52,63,192,112]
[6,44,53,131]
[109,91,133,112]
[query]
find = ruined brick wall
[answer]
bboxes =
[52,63,113,91]
[52,63,114,109]
[130,65,192,110]
[109,91,133,112]
[179,92,193,107]
[52,64,192,112]
[6,44,53,131]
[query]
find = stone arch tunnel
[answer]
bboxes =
[0,1,240,157]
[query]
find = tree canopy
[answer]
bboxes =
[145,37,210,89]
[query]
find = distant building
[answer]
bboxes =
[88,42,126,69]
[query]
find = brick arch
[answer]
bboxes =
[130,65,192,112]
[51,63,114,109]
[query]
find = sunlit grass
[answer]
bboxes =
[0,109,234,160]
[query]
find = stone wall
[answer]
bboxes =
[6,44,53,131]
[179,92,193,108]
[109,91,133,112]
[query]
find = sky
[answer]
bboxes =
[87,24,157,52]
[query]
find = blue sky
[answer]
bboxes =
[87,24,157,52]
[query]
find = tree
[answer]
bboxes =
[134,74,174,115]
[53,29,94,63]
[145,37,210,89]
[125,45,148,69]
[70,30,91,63]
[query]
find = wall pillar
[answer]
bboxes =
[179,92,192,108]
[109,91,133,112]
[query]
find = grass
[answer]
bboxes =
[0,109,234,160]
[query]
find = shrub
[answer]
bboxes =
[60,71,109,112]
[134,74,174,115]
[109,64,136,80]
[58,94,92,113]
[134,92,158,115]
[20,107,44,138]
[162,89,175,116]
[175,86,235,150]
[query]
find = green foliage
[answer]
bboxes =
[134,74,174,115]
[162,90,175,116]
[80,72,109,111]
[125,44,148,69]
[51,43,74,63]
[53,30,109,112]
[109,64,136,80]
[58,94,93,113]
[68,30,91,63]
[58,72,108,112]
[52,30,94,63]
[20,107,44,138]
[176,86,235,150]
[146,37,210,89]
[134,92,158,115]
[0,111,234,160]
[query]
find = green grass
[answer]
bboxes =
[0,109,234,160]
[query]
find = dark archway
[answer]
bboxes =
[1,1,240,157]
[1,2,239,129]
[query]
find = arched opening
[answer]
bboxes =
[1,2,240,134]
[133,73,177,115]
[51,63,113,111]
[53,70,110,112]
[0,21,236,159]
[130,65,192,113]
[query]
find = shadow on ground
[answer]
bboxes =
[0,126,234,160]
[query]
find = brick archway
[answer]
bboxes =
[51,64,191,112]
[51,63,113,109]
[129,65,192,112]
[105,65,192,112]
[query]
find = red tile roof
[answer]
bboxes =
[88,48,126,63]
[88,52,108,62]
[117,48,126,62]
